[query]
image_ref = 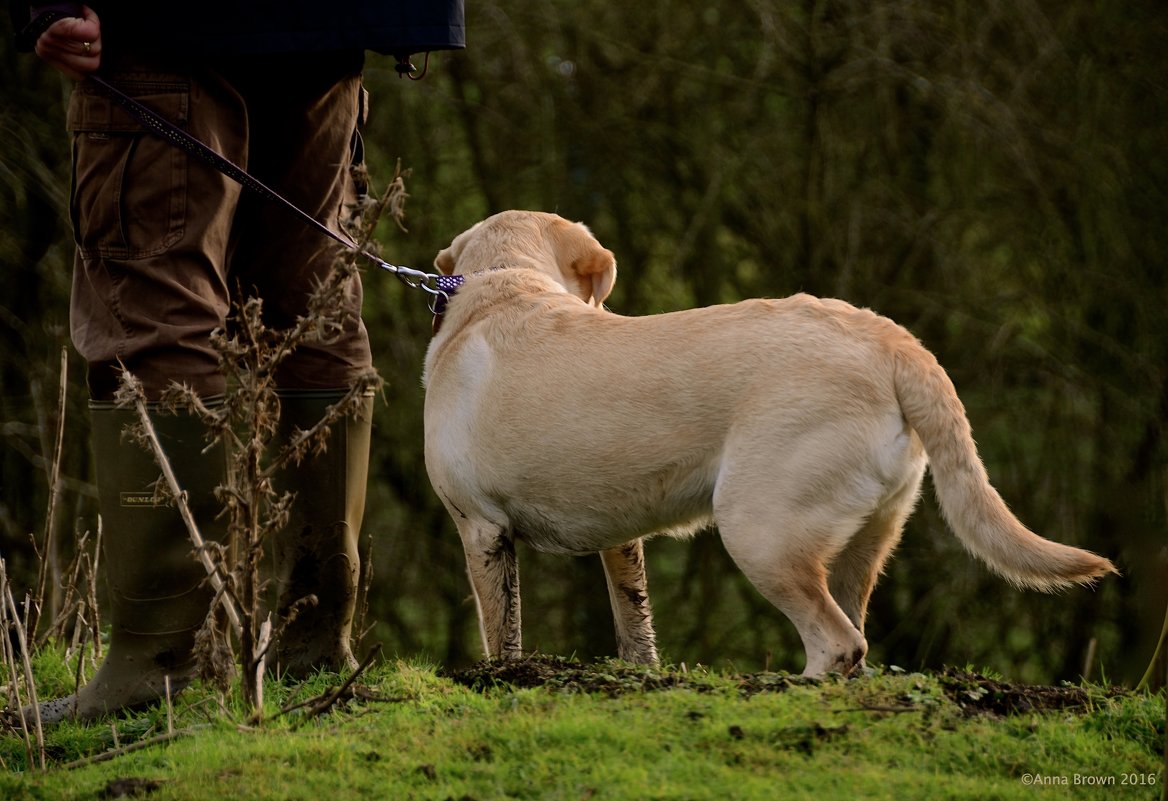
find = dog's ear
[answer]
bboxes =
[552,219,617,307]
[572,248,617,307]
[434,246,456,275]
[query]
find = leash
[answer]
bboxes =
[87,73,454,311]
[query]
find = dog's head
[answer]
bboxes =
[434,210,617,307]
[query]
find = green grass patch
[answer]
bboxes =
[2,657,1163,800]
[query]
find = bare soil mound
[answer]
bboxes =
[443,655,1131,716]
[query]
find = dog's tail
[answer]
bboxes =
[891,335,1117,591]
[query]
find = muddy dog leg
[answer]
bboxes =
[458,519,523,660]
[599,540,659,665]
[827,479,921,639]
[718,512,868,677]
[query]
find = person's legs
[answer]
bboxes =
[227,52,376,677]
[46,53,375,722]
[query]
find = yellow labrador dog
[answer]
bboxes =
[422,210,1116,676]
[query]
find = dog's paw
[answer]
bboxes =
[803,640,868,678]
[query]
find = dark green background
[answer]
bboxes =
[2,0,1164,685]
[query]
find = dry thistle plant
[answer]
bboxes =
[107,170,404,719]
[25,347,70,646]
[2,347,100,755]
[1,556,46,769]
[33,522,103,700]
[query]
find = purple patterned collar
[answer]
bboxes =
[430,274,464,335]
[431,268,524,334]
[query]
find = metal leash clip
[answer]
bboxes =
[374,261,464,314]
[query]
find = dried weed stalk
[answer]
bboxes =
[26,347,69,644]
[36,525,102,660]
[111,175,401,719]
[2,346,99,764]
[3,167,404,731]
[1,558,45,770]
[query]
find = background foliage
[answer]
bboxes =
[1,0,1165,685]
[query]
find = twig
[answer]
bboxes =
[1137,595,1168,692]
[253,615,272,716]
[265,644,384,727]
[2,576,45,770]
[60,726,210,770]
[0,560,35,770]
[1081,637,1097,683]
[127,393,243,639]
[69,627,86,719]
[354,529,375,647]
[165,676,174,736]
[88,521,102,663]
[42,530,84,645]
[18,593,46,770]
[29,347,69,643]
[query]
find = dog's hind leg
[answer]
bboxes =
[458,519,523,660]
[600,540,659,665]
[827,479,921,638]
[717,511,867,677]
[824,518,901,656]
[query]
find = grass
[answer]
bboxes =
[1,656,1163,800]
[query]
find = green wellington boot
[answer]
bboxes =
[36,402,227,724]
[269,389,373,678]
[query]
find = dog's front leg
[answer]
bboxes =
[600,540,659,665]
[459,520,523,660]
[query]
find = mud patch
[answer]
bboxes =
[444,655,712,696]
[937,667,1128,716]
[445,656,1137,718]
[99,777,166,799]
[443,655,813,697]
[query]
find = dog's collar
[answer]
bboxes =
[430,274,465,336]
[431,268,512,336]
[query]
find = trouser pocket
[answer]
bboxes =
[68,74,190,259]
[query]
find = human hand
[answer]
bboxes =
[34,5,102,80]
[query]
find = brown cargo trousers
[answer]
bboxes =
[67,51,373,400]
